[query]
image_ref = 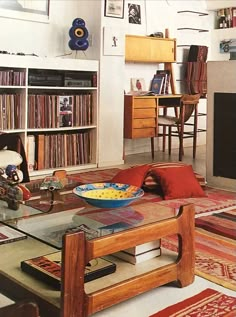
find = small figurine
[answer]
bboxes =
[0,165,31,210]
[0,149,31,210]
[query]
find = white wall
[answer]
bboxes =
[0,0,226,167]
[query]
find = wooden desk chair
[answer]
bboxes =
[0,301,39,317]
[158,94,201,161]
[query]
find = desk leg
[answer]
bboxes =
[151,137,154,160]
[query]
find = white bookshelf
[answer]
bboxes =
[0,55,99,177]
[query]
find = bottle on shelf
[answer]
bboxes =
[218,9,227,29]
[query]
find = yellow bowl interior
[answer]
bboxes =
[83,188,134,199]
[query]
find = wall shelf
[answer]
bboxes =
[177,10,208,16]
[177,27,209,33]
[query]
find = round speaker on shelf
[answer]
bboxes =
[68,18,89,51]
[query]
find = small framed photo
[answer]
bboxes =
[103,27,125,56]
[104,0,124,19]
[131,78,146,92]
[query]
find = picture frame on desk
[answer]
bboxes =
[130,78,146,92]
[104,0,124,19]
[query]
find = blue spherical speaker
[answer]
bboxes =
[68,18,89,51]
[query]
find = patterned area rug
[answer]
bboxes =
[195,209,236,240]
[149,288,236,317]
[154,186,236,215]
[25,167,236,215]
[162,208,236,291]
[26,183,236,215]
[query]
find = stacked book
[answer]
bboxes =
[113,240,161,265]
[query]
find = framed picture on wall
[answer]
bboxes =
[103,27,125,56]
[0,0,50,23]
[104,0,124,19]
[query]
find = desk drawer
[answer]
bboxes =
[134,108,156,118]
[132,128,156,138]
[133,118,156,128]
[134,98,156,108]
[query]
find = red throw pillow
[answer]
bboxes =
[151,165,206,200]
[143,162,206,191]
[111,164,150,187]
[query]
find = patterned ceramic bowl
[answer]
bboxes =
[73,183,144,208]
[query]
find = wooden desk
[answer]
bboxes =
[124,94,182,159]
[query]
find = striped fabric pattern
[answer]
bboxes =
[143,162,206,190]
[149,288,236,317]
[195,209,236,240]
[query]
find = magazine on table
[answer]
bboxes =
[21,251,116,289]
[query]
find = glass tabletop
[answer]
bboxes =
[0,200,43,222]
[1,198,176,249]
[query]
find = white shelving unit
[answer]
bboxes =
[0,55,99,177]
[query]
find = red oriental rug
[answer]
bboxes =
[149,288,236,317]
[26,167,236,214]
[162,209,236,291]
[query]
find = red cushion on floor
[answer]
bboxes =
[151,165,206,200]
[111,164,150,187]
[143,162,206,191]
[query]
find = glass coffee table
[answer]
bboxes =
[0,194,195,317]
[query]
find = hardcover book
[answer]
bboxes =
[150,76,164,95]
[0,224,27,245]
[155,70,171,94]
[124,240,161,255]
[21,252,116,289]
[113,247,161,265]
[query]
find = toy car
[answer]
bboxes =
[40,176,64,191]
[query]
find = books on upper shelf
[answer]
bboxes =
[21,251,116,289]
[27,93,93,129]
[113,247,161,265]
[0,224,27,245]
